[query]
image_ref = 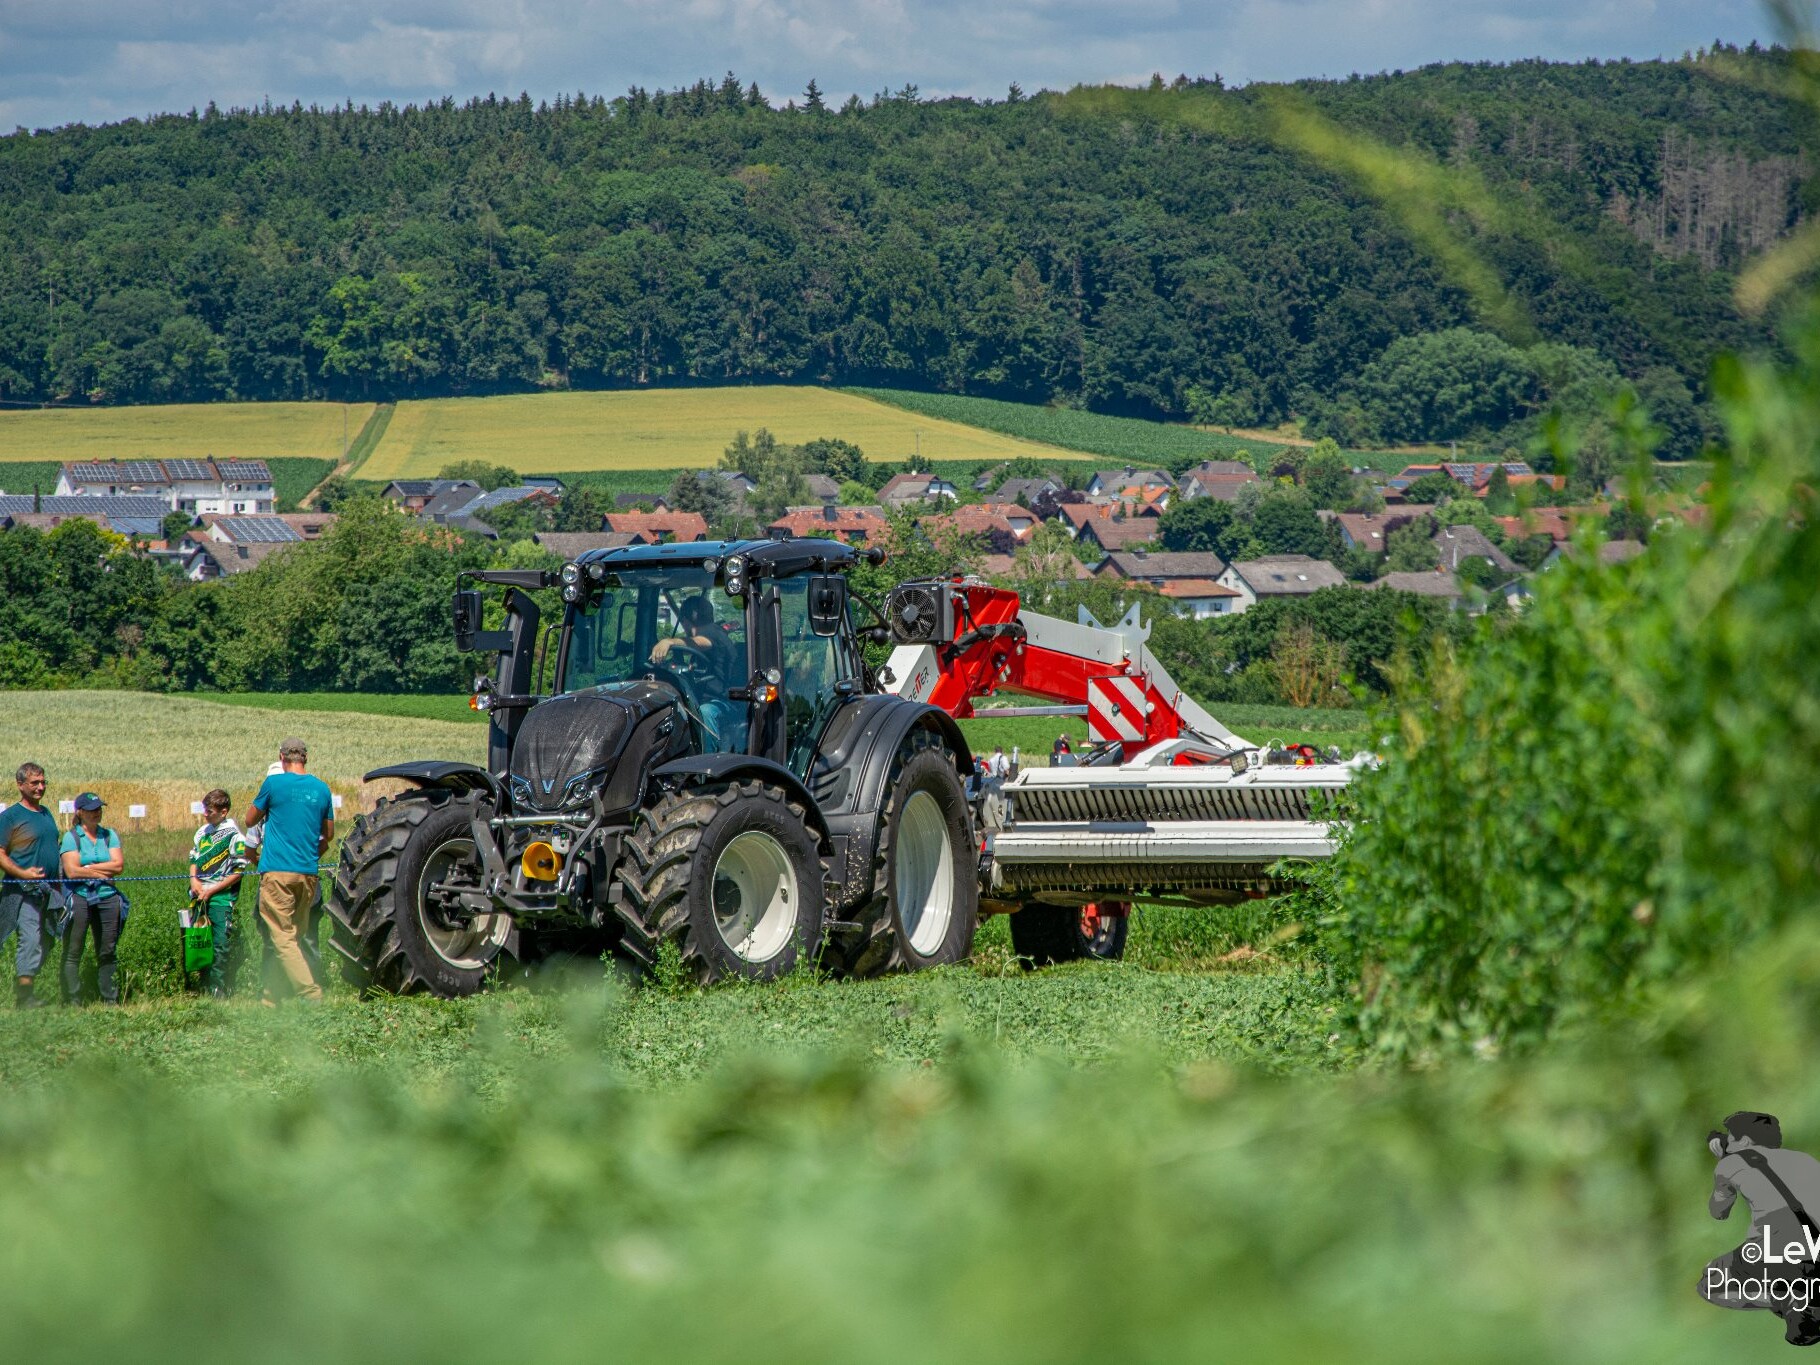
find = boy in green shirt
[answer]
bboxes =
[187,789,247,997]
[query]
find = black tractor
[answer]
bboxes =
[325,538,980,994]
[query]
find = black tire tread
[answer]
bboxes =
[613,779,821,983]
[324,788,475,996]
[822,728,973,978]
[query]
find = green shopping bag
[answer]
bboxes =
[182,903,215,974]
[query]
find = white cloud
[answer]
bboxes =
[0,0,1778,131]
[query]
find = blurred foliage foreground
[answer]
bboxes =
[0,931,1811,1363]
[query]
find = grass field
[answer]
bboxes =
[0,400,373,463]
[853,387,1294,466]
[0,691,481,829]
[356,388,1090,480]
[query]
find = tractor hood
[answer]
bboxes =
[506,683,681,814]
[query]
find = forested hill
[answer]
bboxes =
[0,48,1801,427]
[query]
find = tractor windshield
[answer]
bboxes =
[558,565,750,754]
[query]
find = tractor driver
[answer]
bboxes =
[650,594,746,751]
[651,594,738,684]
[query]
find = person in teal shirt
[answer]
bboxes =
[58,792,125,1006]
[245,737,334,1003]
[0,761,59,1009]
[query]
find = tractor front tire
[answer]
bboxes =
[614,780,826,983]
[1009,901,1131,968]
[326,788,511,997]
[824,728,978,978]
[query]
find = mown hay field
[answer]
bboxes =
[357,387,1086,479]
[0,401,373,463]
[0,691,480,830]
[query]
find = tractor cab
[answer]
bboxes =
[550,538,873,777]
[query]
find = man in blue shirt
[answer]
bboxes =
[245,737,335,1004]
[0,762,59,1009]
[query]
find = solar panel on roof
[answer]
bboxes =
[119,461,165,483]
[163,459,213,480]
[66,462,118,481]
[219,517,300,544]
[217,461,271,481]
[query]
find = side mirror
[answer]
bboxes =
[808,575,845,638]
[451,589,485,652]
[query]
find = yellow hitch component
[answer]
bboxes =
[522,841,562,882]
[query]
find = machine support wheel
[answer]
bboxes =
[614,780,826,983]
[823,728,979,978]
[326,788,513,997]
[1009,901,1131,968]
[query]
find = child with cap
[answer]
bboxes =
[187,788,248,997]
[58,791,125,1006]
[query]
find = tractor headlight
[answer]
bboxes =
[560,562,581,586]
[723,555,746,596]
[562,583,584,604]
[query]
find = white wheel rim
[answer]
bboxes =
[712,831,799,963]
[418,838,511,970]
[896,789,956,956]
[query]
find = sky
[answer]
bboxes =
[0,0,1782,133]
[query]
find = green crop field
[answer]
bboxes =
[0,400,373,463]
[355,388,1089,480]
[852,387,1295,466]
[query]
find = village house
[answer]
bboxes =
[1093,549,1228,583]
[56,459,275,515]
[179,513,338,580]
[0,494,171,538]
[1319,506,1439,555]
[1432,524,1519,578]
[1083,465,1174,502]
[993,475,1066,505]
[877,472,959,509]
[765,504,891,543]
[1176,460,1262,503]
[1215,555,1348,612]
[918,502,1039,546]
[602,510,710,544]
[1069,504,1163,554]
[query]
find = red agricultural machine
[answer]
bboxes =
[326,538,1358,995]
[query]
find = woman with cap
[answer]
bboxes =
[58,792,126,1005]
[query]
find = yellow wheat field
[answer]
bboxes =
[357,388,1080,479]
[0,402,374,464]
[0,692,481,831]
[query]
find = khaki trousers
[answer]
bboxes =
[258,872,323,1002]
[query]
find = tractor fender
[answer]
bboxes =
[815,698,972,914]
[844,698,971,817]
[650,754,830,845]
[362,761,500,802]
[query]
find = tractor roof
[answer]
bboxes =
[572,536,865,576]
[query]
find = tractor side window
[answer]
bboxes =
[776,577,855,776]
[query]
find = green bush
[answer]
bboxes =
[1320,308,1820,1057]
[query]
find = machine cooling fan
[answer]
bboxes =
[885,582,953,645]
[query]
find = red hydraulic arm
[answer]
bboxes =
[891,578,1236,752]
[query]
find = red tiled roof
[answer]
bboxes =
[765,505,890,538]
[603,511,709,543]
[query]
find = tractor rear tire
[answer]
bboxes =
[325,788,512,997]
[823,728,978,978]
[1010,902,1131,968]
[614,780,826,984]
